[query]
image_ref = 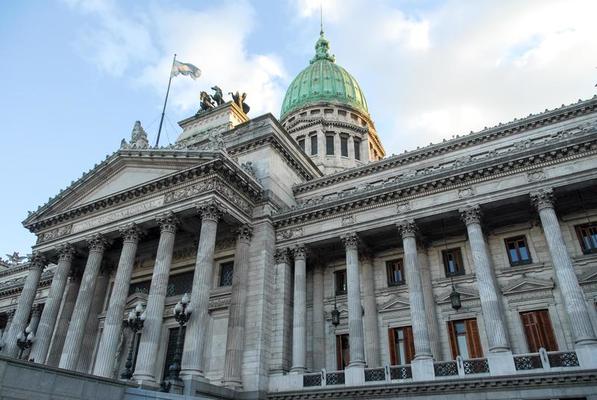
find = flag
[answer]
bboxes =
[171,60,201,80]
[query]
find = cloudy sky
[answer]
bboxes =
[1,0,596,258]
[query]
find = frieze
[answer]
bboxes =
[72,197,164,234]
[37,224,73,244]
[276,227,303,242]
[527,169,546,182]
[396,202,411,214]
[341,215,355,226]
[165,179,252,215]
[458,187,475,198]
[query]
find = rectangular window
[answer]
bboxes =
[310,134,318,155]
[386,259,405,286]
[162,326,186,380]
[520,309,558,352]
[388,326,415,365]
[336,334,350,370]
[335,269,347,295]
[219,262,234,287]
[298,138,305,151]
[442,248,464,277]
[448,318,483,359]
[354,139,361,160]
[575,223,597,254]
[326,135,335,155]
[340,136,348,157]
[505,236,532,266]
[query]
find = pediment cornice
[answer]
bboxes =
[502,276,554,295]
[437,285,479,304]
[579,270,597,285]
[379,295,411,313]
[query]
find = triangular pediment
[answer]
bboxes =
[25,150,222,223]
[437,285,479,304]
[578,270,597,285]
[125,292,148,310]
[379,295,411,313]
[502,277,554,295]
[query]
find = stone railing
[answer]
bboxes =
[514,348,580,371]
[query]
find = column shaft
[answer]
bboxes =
[290,245,307,373]
[532,190,597,346]
[1,310,15,347]
[3,253,45,357]
[47,274,81,367]
[398,221,432,359]
[94,224,140,377]
[180,201,222,379]
[59,234,107,370]
[133,213,178,383]
[312,263,326,370]
[460,207,510,352]
[222,226,253,388]
[361,256,381,367]
[30,244,74,364]
[270,249,293,373]
[342,233,365,366]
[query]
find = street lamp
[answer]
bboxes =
[450,277,462,311]
[331,295,340,326]
[120,303,146,379]
[16,325,35,360]
[161,293,192,392]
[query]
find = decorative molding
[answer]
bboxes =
[527,169,546,182]
[37,225,73,244]
[341,215,355,226]
[379,295,411,313]
[502,276,554,296]
[458,187,474,199]
[396,202,411,214]
[165,178,252,215]
[276,227,303,242]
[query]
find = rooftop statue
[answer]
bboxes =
[211,86,224,106]
[199,91,215,112]
[5,251,27,266]
[229,91,250,114]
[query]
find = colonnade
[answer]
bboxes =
[1,200,253,391]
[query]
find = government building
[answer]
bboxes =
[0,31,596,400]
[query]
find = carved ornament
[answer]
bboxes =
[29,252,47,271]
[197,199,225,222]
[341,232,359,250]
[396,220,417,239]
[292,245,306,260]
[527,169,546,182]
[55,243,75,262]
[530,188,555,211]
[459,206,482,226]
[119,223,142,243]
[86,233,109,253]
[37,225,72,244]
[236,225,253,243]
[156,211,179,233]
[274,248,290,264]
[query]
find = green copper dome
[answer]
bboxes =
[280,32,369,120]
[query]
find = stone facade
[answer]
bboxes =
[1,52,597,400]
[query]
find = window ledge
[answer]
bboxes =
[497,262,548,277]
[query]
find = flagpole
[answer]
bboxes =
[155,53,176,147]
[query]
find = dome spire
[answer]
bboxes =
[311,4,335,64]
[320,1,324,36]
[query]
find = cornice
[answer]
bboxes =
[273,127,597,228]
[24,156,263,233]
[0,270,53,297]
[286,117,369,135]
[293,97,597,194]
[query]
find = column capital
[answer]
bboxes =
[5,308,16,320]
[119,223,142,243]
[86,234,109,253]
[274,248,290,264]
[530,188,555,211]
[341,232,359,250]
[459,205,482,226]
[197,199,225,222]
[236,224,253,244]
[55,243,75,262]
[29,252,47,271]
[292,244,306,260]
[156,211,179,233]
[397,220,417,239]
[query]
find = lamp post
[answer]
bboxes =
[16,325,35,360]
[120,303,146,380]
[331,295,340,326]
[161,293,191,392]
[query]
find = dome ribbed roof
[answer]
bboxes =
[280,32,369,120]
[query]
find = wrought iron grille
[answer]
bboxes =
[389,365,412,380]
[219,262,234,287]
[547,351,579,368]
[463,358,489,374]
[364,367,386,382]
[513,354,543,370]
[434,361,458,377]
[326,371,345,385]
[303,373,322,387]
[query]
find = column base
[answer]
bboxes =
[290,366,306,374]
[576,344,597,369]
[222,377,242,390]
[411,357,434,381]
[131,373,156,386]
[181,374,210,396]
[487,350,515,376]
[345,364,365,386]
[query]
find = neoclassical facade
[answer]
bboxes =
[1,33,597,400]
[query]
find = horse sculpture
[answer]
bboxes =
[211,86,224,106]
[199,91,215,112]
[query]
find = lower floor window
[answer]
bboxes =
[336,334,350,370]
[520,309,558,352]
[162,326,186,380]
[388,326,415,365]
[448,318,483,359]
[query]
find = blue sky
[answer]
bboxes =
[1,0,596,258]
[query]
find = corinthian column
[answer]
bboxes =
[30,244,74,364]
[342,232,366,367]
[222,225,253,389]
[94,224,141,377]
[290,245,307,373]
[133,213,178,383]
[312,262,326,370]
[1,310,15,347]
[460,206,510,353]
[270,249,292,373]
[180,200,224,380]
[531,189,597,346]
[360,255,380,367]
[397,221,432,360]
[3,252,46,357]
[59,234,108,370]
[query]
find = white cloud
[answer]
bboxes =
[290,0,597,154]
[65,0,287,119]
